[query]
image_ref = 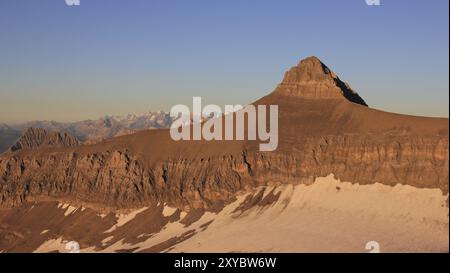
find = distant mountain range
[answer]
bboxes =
[0,111,173,153]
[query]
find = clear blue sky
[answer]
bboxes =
[0,0,448,123]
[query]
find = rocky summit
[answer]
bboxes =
[8,127,80,152]
[275,56,367,106]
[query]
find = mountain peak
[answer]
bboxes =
[9,127,80,152]
[275,56,368,106]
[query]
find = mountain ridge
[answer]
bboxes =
[0,56,447,211]
[8,127,80,152]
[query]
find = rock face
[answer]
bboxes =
[276,56,367,106]
[0,56,448,211]
[8,128,80,152]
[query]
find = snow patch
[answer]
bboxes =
[162,206,177,217]
[104,207,149,233]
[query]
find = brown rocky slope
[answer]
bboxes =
[7,127,80,153]
[0,56,448,211]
